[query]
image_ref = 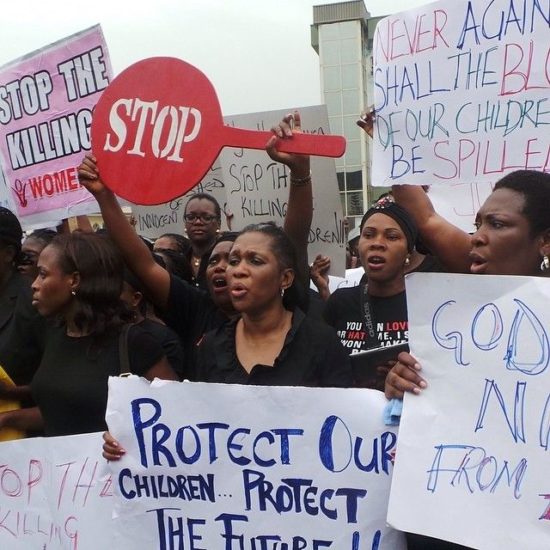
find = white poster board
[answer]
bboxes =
[221,105,346,274]
[106,378,406,549]
[389,272,550,549]
[372,0,550,187]
[310,267,365,293]
[427,180,493,232]
[0,432,113,549]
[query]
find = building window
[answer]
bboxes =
[347,191,364,216]
[346,169,363,191]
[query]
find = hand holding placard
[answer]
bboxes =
[91,58,346,205]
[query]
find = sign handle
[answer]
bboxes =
[220,125,346,158]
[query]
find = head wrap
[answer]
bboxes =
[0,207,22,252]
[360,197,418,253]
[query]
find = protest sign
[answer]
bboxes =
[372,0,550,187]
[0,432,113,549]
[388,273,550,549]
[0,167,16,212]
[221,105,346,272]
[131,161,229,239]
[0,25,112,229]
[310,267,365,293]
[106,378,406,549]
[427,180,493,232]
[91,58,345,205]
[328,267,365,292]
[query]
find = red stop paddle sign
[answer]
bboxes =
[91,57,346,205]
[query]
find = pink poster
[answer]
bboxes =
[0,25,112,226]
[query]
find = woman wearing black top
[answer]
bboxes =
[0,232,177,436]
[182,193,223,289]
[324,198,418,390]
[196,222,352,387]
[103,222,353,460]
[78,112,317,380]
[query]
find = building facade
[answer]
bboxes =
[311,1,384,226]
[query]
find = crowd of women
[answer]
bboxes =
[0,111,549,549]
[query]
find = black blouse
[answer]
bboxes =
[196,308,353,388]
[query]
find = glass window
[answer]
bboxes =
[336,171,345,192]
[342,89,359,115]
[345,141,361,165]
[340,192,347,215]
[341,64,358,89]
[347,191,364,216]
[323,66,341,92]
[341,38,359,63]
[346,170,363,191]
[324,91,342,116]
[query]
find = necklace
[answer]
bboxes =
[192,256,200,268]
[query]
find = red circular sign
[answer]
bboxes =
[92,57,346,205]
[91,57,223,205]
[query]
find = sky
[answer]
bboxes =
[0,0,431,115]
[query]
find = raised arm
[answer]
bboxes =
[78,155,172,308]
[310,254,331,301]
[266,111,312,287]
[391,185,471,273]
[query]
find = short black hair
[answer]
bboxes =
[184,193,221,220]
[494,170,550,238]
[0,207,22,253]
[157,233,190,254]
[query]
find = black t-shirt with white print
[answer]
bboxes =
[323,284,408,389]
[324,284,408,353]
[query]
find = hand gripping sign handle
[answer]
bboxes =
[219,125,346,158]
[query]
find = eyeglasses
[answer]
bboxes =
[183,213,218,224]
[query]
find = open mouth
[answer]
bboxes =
[211,277,227,291]
[367,255,386,269]
[469,252,487,274]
